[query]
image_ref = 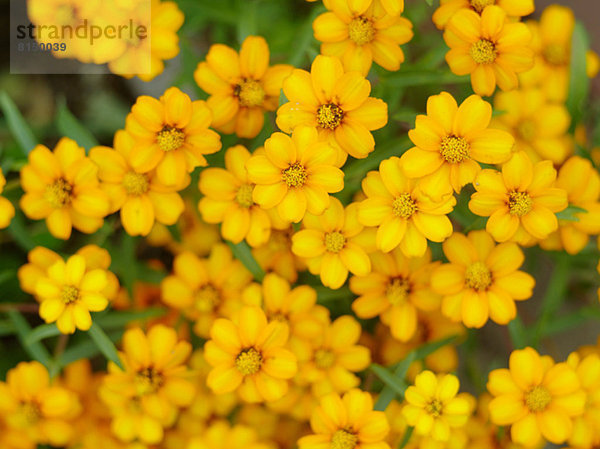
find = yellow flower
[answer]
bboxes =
[292,198,371,289]
[492,88,572,164]
[587,50,600,78]
[19,137,110,240]
[351,248,441,342]
[312,0,413,75]
[0,168,14,228]
[204,306,298,402]
[35,254,110,334]
[188,419,275,449]
[401,92,514,197]
[246,126,344,223]
[358,157,455,256]
[90,130,186,236]
[199,145,272,247]
[277,55,388,159]
[194,36,293,139]
[0,361,79,447]
[487,347,586,446]
[160,244,253,338]
[444,5,533,96]
[469,151,568,242]
[539,157,600,255]
[433,0,534,31]
[125,86,221,186]
[252,226,303,283]
[431,230,535,328]
[403,371,471,441]
[298,389,390,449]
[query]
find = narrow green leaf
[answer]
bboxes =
[0,319,16,336]
[556,205,587,222]
[288,6,325,67]
[7,310,52,367]
[25,323,61,345]
[88,322,123,369]
[58,329,124,367]
[398,427,414,449]
[371,364,408,395]
[56,98,99,150]
[508,316,528,349]
[414,335,458,359]
[425,0,433,5]
[541,305,600,337]
[0,91,37,154]
[566,21,590,128]
[93,308,167,329]
[227,240,265,281]
[7,210,36,251]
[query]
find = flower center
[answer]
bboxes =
[470,39,498,64]
[508,191,533,216]
[21,402,41,424]
[156,126,185,152]
[314,348,336,369]
[324,231,346,253]
[392,193,417,219]
[135,367,163,395]
[440,136,470,163]
[425,399,443,417]
[525,385,552,413]
[469,0,495,13]
[348,16,375,45]
[61,285,80,304]
[235,79,265,107]
[317,103,344,130]
[235,184,254,208]
[386,277,411,305]
[331,429,358,449]
[195,284,220,313]
[282,162,308,188]
[45,178,73,208]
[543,43,568,66]
[465,262,492,291]
[235,347,263,375]
[517,120,537,142]
[122,171,150,196]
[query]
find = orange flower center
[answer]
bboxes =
[135,367,163,395]
[465,262,492,291]
[440,136,470,163]
[282,162,308,188]
[157,126,185,152]
[45,178,73,208]
[348,16,376,46]
[317,103,344,130]
[392,193,417,219]
[543,43,568,66]
[314,348,336,369]
[195,284,220,312]
[470,39,497,64]
[469,0,495,13]
[61,285,80,304]
[525,385,552,412]
[235,347,263,375]
[235,79,265,107]
[386,277,411,305]
[331,429,358,449]
[508,191,533,216]
[425,399,443,417]
[517,120,537,142]
[235,184,254,208]
[324,231,346,253]
[123,171,150,196]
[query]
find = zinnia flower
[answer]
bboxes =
[433,0,534,30]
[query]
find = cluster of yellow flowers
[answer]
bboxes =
[1,0,600,448]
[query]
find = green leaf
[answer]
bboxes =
[508,316,528,349]
[556,205,587,222]
[7,210,37,251]
[398,427,414,449]
[425,0,433,5]
[57,329,124,367]
[381,71,470,88]
[288,6,325,67]
[541,305,600,337]
[343,136,412,183]
[566,21,590,128]
[0,91,37,154]
[371,363,408,395]
[25,323,61,345]
[88,322,123,369]
[227,240,265,281]
[0,319,16,336]
[55,98,99,150]
[7,310,52,367]
[93,308,166,329]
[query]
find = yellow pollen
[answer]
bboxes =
[135,367,163,395]
[61,285,80,304]
[392,193,417,219]
[235,184,254,208]
[386,277,411,305]
[324,231,346,253]
[470,39,498,64]
[235,347,263,375]
[268,311,288,322]
[21,402,41,423]
[543,43,568,66]
[122,171,150,196]
[348,16,376,45]
[517,120,537,142]
[440,136,470,163]
[508,191,533,216]
[525,385,552,413]
[317,103,344,130]
[465,261,492,291]
[282,162,308,188]
[315,348,336,369]
[195,284,220,313]
[331,429,359,449]
[235,79,265,107]
[426,399,443,417]
[469,0,495,13]
[156,126,185,152]
[45,178,73,208]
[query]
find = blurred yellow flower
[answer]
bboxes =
[433,0,534,30]
[0,168,14,228]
